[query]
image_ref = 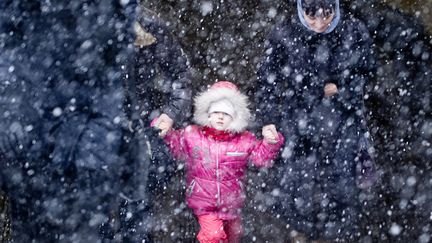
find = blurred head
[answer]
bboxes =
[297,0,340,34]
[303,7,335,33]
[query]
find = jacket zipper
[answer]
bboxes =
[238,180,244,191]
[187,179,196,197]
[216,143,221,207]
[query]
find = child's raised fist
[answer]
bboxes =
[152,113,174,137]
[262,124,279,144]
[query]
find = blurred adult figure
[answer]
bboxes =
[256,0,377,241]
[118,6,192,242]
[0,0,135,241]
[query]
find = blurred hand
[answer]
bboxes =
[324,83,338,97]
[262,124,279,144]
[155,113,173,137]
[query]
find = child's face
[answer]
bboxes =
[208,112,233,131]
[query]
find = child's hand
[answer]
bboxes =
[154,113,173,137]
[324,83,338,97]
[262,124,279,144]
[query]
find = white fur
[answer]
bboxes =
[193,87,251,133]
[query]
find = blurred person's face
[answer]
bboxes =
[208,112,233,131]
[303,8,335,33]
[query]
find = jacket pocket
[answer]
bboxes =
[186,180,196,197]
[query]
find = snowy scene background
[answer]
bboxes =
[1,0,432,242]
[144,0,432,242]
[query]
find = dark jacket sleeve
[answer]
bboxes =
[155,33,193,124]
[49,86,124,171]
[140,17,193,124]
[0,53,44,161]
[256,27,290,126]
[335,20,376,113]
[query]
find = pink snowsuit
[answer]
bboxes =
[163,125,284,242]
[156,80,284,242]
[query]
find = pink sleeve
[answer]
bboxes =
[163,129,187,161]
[248,133,285,168]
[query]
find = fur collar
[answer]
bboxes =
[193,86,251,133]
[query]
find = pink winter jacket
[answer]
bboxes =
[163,125,284,220]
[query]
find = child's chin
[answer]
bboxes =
[213,125,225,131]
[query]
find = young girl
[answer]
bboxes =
[152,81,284,243]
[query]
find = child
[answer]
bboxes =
[152,81,284,243]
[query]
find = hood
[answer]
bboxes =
[297,0,341,34]
[193,82,251,133]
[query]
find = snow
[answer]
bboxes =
[389,223,403,236]
[0,0,432,242]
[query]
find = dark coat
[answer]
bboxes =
[346,0,432,163]
[0,1,137,241]
[120,8,193,199]
[0,2,192,241]
[117,8,193,241]
[133,9,192,125]
[256,11,376,240]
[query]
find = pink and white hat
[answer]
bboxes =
[208,99,236,118]
[193,81,251,133]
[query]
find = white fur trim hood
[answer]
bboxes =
[193,87,251,133]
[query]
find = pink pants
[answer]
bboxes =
[196,214,243,243]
